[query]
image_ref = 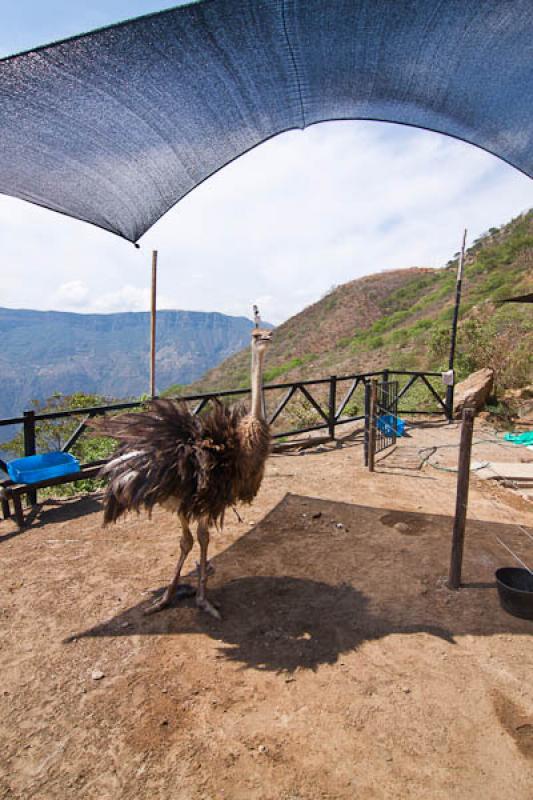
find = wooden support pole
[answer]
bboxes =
[445,229,467,421]
[150,250,158,398]
[367,379,378,472]
[448,406,475,589]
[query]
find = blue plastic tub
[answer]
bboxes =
[7,452,80,484]
[377,414,406,437]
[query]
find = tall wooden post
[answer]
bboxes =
[445,229,467,420]
[448,406,475,589]
[367,379,378,472]
[150,250,158,398]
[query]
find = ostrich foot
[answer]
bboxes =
[143,584,195,615]
[188,560,215,579]
[196,595,222,620]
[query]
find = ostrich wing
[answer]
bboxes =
[98,399,246,526]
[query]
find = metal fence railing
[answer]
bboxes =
[0,369,449,466]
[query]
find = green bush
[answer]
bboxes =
[389,329,409,346]
[263,353,317,384]
[411,318,433,332]
[283,396,323,429]
[161,383,187,397]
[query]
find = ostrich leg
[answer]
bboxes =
[196,520,221,619]
[144,513,194,615]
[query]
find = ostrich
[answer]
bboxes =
[98,325,272,619]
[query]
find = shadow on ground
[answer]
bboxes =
[67,493,532,672]
[0,495,103,542]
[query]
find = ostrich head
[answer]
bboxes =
[250,327,272,419]
[251,327,272,353]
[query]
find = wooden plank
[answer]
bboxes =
[474,463,533,482]
[272,434,331,453]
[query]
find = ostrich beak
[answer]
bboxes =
[252,328,272,344]
[252,328,272,342]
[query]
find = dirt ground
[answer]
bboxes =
[1,419,532,799]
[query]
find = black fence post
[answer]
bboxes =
[328,375,337,439]
[364,380,370,466]
[23,410,37,506]
[445,389,454,423]
[382,368,389,418]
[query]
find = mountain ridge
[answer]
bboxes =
[192,210,532,396]
[0,307,261,422]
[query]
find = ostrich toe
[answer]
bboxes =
[196,596,222,620]
[143,584,195,615]
[143,595,172,615]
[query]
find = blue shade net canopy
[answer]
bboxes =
[0,0,532,244]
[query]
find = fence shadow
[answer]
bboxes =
[67,494,532,672]
[0,494,104,542]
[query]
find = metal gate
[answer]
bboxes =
[364,379,399,467]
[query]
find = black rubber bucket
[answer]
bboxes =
[495,567,533,620]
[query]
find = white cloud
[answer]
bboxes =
[92,285,174,313]
[56,280,89,308]
[0,121,531,323]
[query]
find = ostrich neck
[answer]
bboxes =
[250,347,265,420]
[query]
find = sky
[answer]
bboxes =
[0,2,532,325]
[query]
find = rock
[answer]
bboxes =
[453,368,494,418]
[258,744,268,754]
[91,670,105,681]
[312,512,322,519]
[394,522,409,533]
[506,384,533,401]
[335,522,344,529]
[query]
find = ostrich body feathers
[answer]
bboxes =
[99,399,270,527]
